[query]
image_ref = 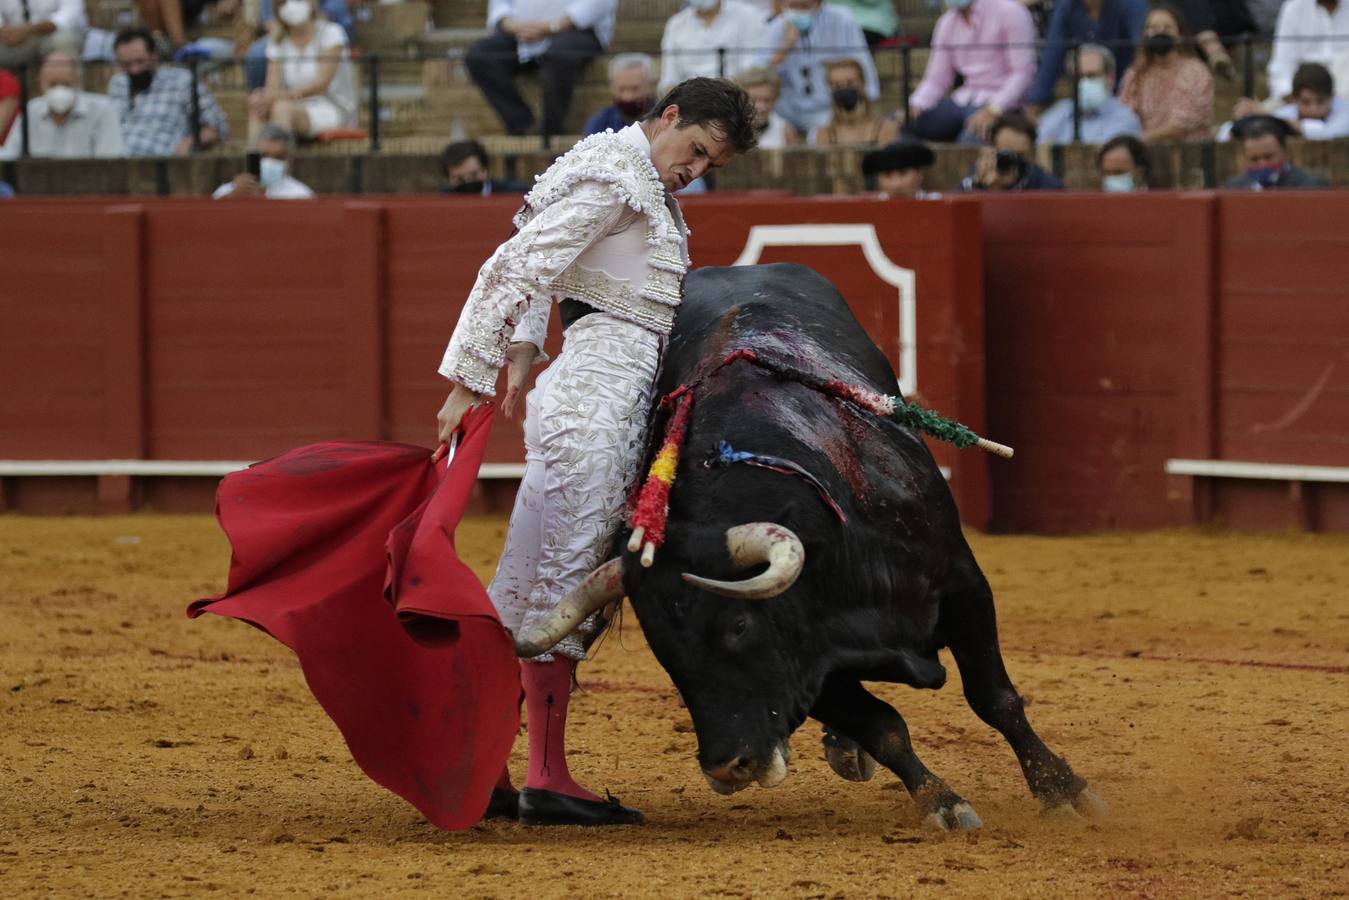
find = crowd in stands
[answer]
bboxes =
[2,0,1348,199]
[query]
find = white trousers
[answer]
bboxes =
[488,314,662,661]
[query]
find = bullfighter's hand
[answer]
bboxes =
[437,383,485,445]
[501,341,539,418]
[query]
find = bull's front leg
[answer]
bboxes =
[810,674,982,831]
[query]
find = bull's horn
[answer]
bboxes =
[681,523,805,600]
[514,558,625,658]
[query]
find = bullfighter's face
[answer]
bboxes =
[645,104,736,192]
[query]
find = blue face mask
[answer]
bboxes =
[1102,172,1134,193]
[259,156,287,189]
[1077,77,1109,114]
[1247,162,1285,188]
[946,0,973,10]
[787,10,816,33]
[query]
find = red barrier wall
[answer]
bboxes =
[3,193,1344,530]
[0,196,989,525]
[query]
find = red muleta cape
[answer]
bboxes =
[187,405,520,830]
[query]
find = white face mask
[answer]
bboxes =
[279,0,313,27]
[45,84,77,116]
[259,156,288,188]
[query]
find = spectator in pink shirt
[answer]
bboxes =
[901,0,1037,144]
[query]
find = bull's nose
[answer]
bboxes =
[705,755,756,785]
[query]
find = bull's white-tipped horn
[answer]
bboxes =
[680,523,805,600]
[514,558,625,658]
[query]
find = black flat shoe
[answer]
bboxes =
[483,788,520,820]
[517,788,644,826]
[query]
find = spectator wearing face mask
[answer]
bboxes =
[1036,44,1141,145]
[213,123,315,199]
[1224,62,1349,141]
[1117,3,1213,142]
[240,0,354,92]
[0,0,84,70]
[1026,0,1149,116]
[734,66,797,148]
[959,110,1064,191]
[1097,133,1151,191]
[439,139,529,195]
[0,51,125,159]
[861,139,936,198]
[109,28,229,156]
[248,0,357,143]
[749,0,879,136]
[658,0,766,94]
[1223,115,1330,190]
[811,57,899,146]
[903,0,1037,144]
[582,53,657,136]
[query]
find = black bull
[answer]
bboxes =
[530,263,1105,829]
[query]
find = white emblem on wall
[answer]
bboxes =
[731,224,918,397]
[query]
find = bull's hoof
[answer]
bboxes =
[1042,785,1109,821]
[922,801,983,832]
[821,728,876,782]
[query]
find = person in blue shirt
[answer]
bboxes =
[1036,43,1142,144]
[581,52,657,136]
[1026,0,1149,112]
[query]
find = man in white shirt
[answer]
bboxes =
[0,51,124,159]
[435,78,757,827]
[0,0,84,69]
[466,0,618,136]
[212,124,315,199]
[659,0,766,94]
[1266,0,1349,101]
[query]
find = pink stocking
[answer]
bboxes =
[521,656,598,802]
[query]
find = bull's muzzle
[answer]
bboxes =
[702,742,791,794]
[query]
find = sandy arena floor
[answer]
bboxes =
[1,515,1347,898]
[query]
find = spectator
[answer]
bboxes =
[1036,43,1142,144]
[440,139,529,195]
[0,0,83,69]
[1026,0,1148,113]
[135,0,239,51]
[959,110,1065,190]
[1225,62,1349,140]
[735,65,797,148]
[248,0,356,142]
[904,0,1037,144]
[1223,114,1330,189]
[466,0,618,137]
[749,0,879,135]
[0,52,125,159]
[213,123,315,198]
[861,139,936,198]
[240,0,353,92]
[1266,0,1349,103]
[658,0,766,94]
[1097,132,1151,190]
[109,28,229,156]
[811,57,899,146]
[829,0,900,47]
[0,179,12,197]
[0,67,18,144]
[1117,4,1213,142]
[582,52,657,136]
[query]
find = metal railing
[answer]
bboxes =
[3,31,1345,160]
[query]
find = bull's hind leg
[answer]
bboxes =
[940,558,1107,817]
[811,675,982,831]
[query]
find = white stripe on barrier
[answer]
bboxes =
[1165,459,1349,483]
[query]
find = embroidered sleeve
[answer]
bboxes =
[438,179,627,395]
